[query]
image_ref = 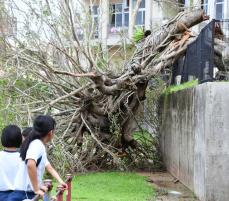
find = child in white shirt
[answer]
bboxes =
[0,125,22,201]
[7,115,67,201]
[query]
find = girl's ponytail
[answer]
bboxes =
[20,115,56,161]
[20,130,41,161]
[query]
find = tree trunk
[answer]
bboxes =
[128,0,142,38]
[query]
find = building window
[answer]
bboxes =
[111,4,123,28]
[133,0,145,26]
[110,3,129,32]
[136,9,145,26]
[202,0,208,15]
[90,5,99,39]
[124,0,130,7]
[215,0,224,20]
[124,7,129,27]
[133,0,145,8]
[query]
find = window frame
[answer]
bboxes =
[215,0,224,20]
[110,3,129,29]
[133,0,146,27]
[90,5,99,39]
[135,7,145,26]
[202,0,208,15]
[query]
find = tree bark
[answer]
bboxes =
[128,0,143,38]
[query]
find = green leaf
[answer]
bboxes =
[133,27,144,43]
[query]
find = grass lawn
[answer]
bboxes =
[58,172,154,201]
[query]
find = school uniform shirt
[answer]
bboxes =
[14,139,50,192]
[0,150,21,191]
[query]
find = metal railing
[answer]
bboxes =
[32,174,73,201]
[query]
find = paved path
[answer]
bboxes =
[138,172,200,201]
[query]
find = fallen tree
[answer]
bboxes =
[2,0,215,172]
[215,38,229,71]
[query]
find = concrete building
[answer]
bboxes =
[82,0,229,46]
[185,0,229,20]
[83,0,179,46]
[185,0,229,37]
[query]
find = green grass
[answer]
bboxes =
[134,130,153,146]
[55,172,154,201]
[163,80,198,95]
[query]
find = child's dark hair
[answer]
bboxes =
[22,127,32,138]
[20,115,56,161]
[1,125,22,148]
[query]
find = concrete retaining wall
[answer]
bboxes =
[160,82,229,201]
